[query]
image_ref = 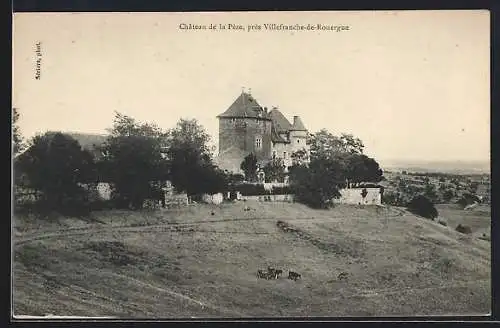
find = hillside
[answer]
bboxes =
[12,202,491,318]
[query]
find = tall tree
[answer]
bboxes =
[100,112,169,209]
[309,129,364,160]
[263,157,286,183]
[289,156,343,209]
[291,149,309,166]
[12,108,24,155]
[167,118,212,157]
[15,132,95,215]
[240,153,258,182]
[166,118,226,196]
[346,154,384,185]
[308,129,382,186]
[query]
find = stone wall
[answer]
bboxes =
[165,193,189,207]
[333,187,382,205]
[202,193,224,205]
[240,194,295,202]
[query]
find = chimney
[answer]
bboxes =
[264,107,268,114]
[293,116,299,125]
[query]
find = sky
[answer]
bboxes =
[12,10,490,164]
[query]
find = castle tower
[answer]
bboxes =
[289,115,310,159]
[216,91,272,173]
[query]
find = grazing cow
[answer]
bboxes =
[266,267,285,279]
[257,270,272,280]
[288,271,301,281]
[338,272,348,281]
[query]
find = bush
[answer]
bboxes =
[455,224,472,234]
[288,159,342,209]
[457,193,481,208]
[406,195,438,219]
[14,132,96,217]
[437,219,447,226]
[271,185,295,194]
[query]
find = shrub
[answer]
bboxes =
[437,219,447,226]
[406,195,438,219]
[288,159,342,209]
[271,185,295,194]
[455,224,472,234]
[457,193,481,208]
[382,191,404,206]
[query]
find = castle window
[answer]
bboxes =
[297,139,300,144]
[272,151,277,159]
[255,137,262,149]
[283,151,287,159]
[231,118,235,123]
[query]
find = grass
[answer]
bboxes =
[12,202,491,317]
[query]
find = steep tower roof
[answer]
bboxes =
[290,116,307,131]
[217,92,270,120]
[268,108,292,133]
[271,125,288,143]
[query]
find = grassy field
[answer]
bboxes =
[12,202,491,318]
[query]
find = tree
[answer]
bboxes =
[167,118,212,157]
[407,195,438,220]
[100,112,169,209]
[457,192,481,208]
[289,156,343,209]
[12,108,24,155]
[339,133,365,154]
[424,183,439,203]
[345,154,383,185]
[307,129,381,187]
[469,181,479,194]
[165,118,226,196]
[167,145,227,196]
[15,132,96,215]
[263,157,286,183]
[291,149,309,166]
[442,189,454,203]
[309,129,364,160]
[241,153,258,182]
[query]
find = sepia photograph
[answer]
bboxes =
[12,10,490,318]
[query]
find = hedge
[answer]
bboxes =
[228,183,296,196]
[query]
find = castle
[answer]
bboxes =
[215,90,310,174]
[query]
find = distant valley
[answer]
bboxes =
[379,159,490,175]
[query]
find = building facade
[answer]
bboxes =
[216,91,310,174]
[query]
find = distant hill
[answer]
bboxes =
[380,159,490,175]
